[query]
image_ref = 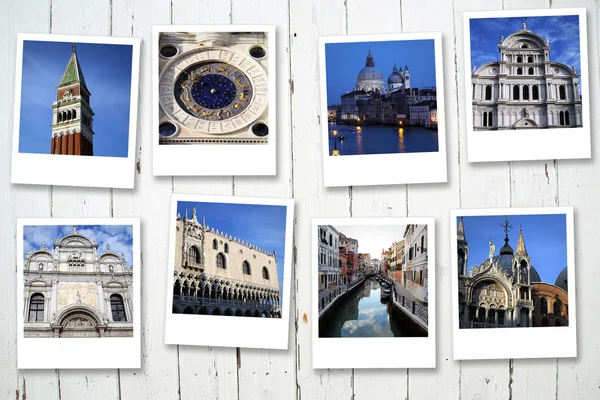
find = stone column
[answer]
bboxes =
[23,294,29,320]
[528,309,533,327]
[475,307,479,321]
[484,308,489,323]
[51,280,58,315]
[494,310,499,326]
[97,280,104,313]
[123,292,133,322]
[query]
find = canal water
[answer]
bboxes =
[319,277,412,338]
[328,123,439,156]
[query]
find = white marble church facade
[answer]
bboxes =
[23,227,134,338]
[471,22,582,130]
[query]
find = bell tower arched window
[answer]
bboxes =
[28,293,45,322]
[110,294,126,321]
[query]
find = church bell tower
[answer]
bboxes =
[50,45,95,156]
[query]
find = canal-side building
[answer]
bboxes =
[409,100,437,126]
[390,240,405,284]
[471,21,582,130]
[318,225,341,291]
[172,209,281,318]
[403,225,428,303]
[24,226,134,338]
[338,251,348,285]
[457,217,569,328]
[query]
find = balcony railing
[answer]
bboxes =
[173,296,276,310]
[518,299,533,307]
[460,321,510,329]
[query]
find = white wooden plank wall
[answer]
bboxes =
[2,0,599,399]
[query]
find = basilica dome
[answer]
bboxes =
[387,65,403,85]
[477,236,541,282]
[555,266,568,292]
[355,51,387,93]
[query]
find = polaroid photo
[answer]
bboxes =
[17,218,141,369]
[11,34,141,189]
[164,194,294,349]
[152,25,277,176]
[318,32,447,187]
[312,218,436,369]
[464,8,590,162]
[451,207,577,360]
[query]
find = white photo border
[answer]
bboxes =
[17,218,141,369]
[318,32,448,187]
[11,33,141,189]
[450,207,577,360]
[312,217,436,369]
[152,25,277,176]
[164,194,294,349]
[463,8,590,162]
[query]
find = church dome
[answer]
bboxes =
[356,51,386,93]
[387,65,403,85]
[555,266,568,292]
[530,265,541,283]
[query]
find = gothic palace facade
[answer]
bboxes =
[172,209,281,318]
[457,218,569,328]
[24,227,134,338]
[471,22,582,130]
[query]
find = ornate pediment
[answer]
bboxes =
[63,314,96,328]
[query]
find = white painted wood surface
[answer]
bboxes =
[2,0,599,398]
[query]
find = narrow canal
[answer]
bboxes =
[328,123,439,156]
[319,277,423,338]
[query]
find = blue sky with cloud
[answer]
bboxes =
[23,225,134,267]
[459,214,567,284]
[177,201,289,297]
[325,39,436,106]
[18,40,133,157]
[470,15,581,88]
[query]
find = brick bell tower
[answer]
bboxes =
[50,45,95,156]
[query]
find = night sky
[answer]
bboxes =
[18,40,134,157]
[325,39,437,106]
[459,214,568,284]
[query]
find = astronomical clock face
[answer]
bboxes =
[158,33,270,144]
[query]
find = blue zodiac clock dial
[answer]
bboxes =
[175,62,253,122]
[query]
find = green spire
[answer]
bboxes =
[58,45,88,88]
